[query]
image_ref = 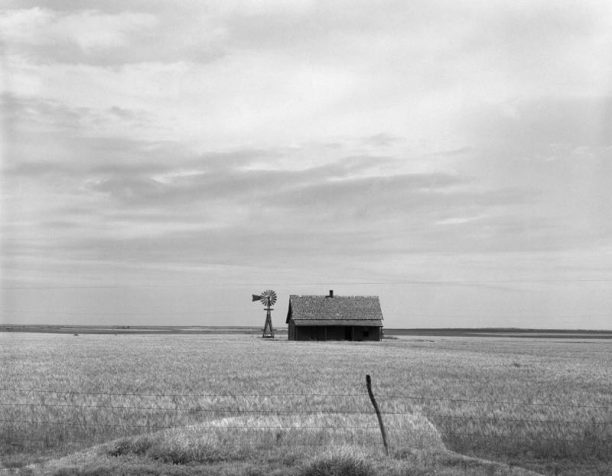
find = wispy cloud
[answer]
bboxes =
[0,7,227,65]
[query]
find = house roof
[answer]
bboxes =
[291,319,383,326]
[286,295,383,326]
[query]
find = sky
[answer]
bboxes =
[1,0,612,329]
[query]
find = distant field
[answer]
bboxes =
[386,328,612,339]
[1,332,610,475]
[0,324,269,335]
[2,324,611,339]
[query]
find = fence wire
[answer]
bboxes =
[2,388,610,409]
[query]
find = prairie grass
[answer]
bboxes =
[35,418,534,476]
[0,333,610,475]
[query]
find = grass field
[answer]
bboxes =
[1,332,610,475]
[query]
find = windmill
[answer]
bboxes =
[252,290,277,338]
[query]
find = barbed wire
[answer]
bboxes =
[4,419,609,431]
[0,402,610,424]
[0,388,367,398]
[1,388,610,409]
[0,419,381,430]
[2,410,610,426]
[382,395,612,409]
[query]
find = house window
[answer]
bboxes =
[364,330,369,338]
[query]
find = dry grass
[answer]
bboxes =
[32,419,537,476]
[0,333,610,475]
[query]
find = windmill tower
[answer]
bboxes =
[252,290,277,338]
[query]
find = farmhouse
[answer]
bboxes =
[286,290,383,341]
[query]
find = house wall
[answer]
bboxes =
[288,320,295,340]
[351,326,381,341]
[289,322,381,341]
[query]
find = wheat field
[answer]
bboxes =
[1,332,610,475]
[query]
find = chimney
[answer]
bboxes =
[328,290,334,298]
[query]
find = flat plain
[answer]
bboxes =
[0,332,610,475]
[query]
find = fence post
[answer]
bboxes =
[366,374,389,456]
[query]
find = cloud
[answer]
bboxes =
[462,97,612,154]
[4,1,611,153]
[1,8,158,53]
[0,6,226,65]
[3,88,609,274]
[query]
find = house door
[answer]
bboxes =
[345,327,352,340]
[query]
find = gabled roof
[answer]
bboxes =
[286,295,383,326]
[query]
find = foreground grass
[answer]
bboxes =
[1,333,611,475]
[31,417,538,476]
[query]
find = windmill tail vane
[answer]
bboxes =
[252,290,277,338]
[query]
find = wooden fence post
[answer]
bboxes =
[366,374,389,456]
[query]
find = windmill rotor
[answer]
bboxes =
[259,290,277,307]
